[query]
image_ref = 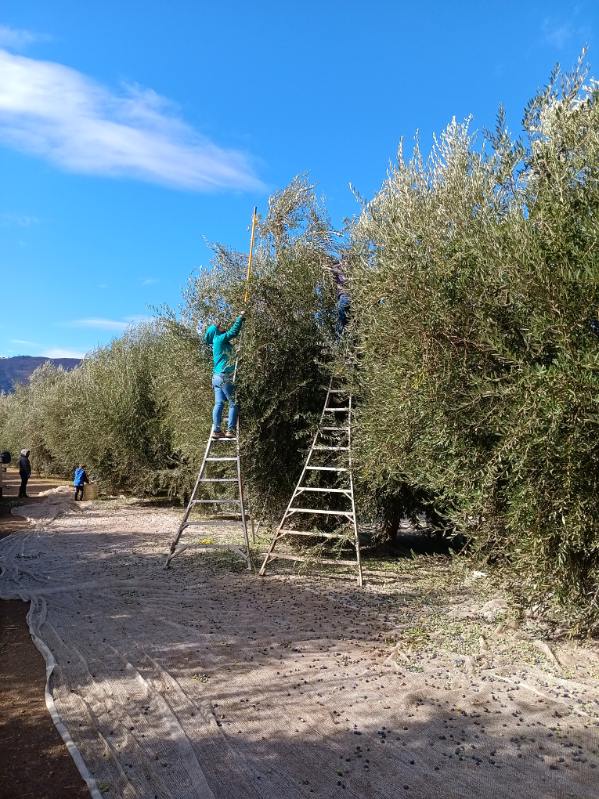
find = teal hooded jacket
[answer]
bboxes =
[203,316,244,374]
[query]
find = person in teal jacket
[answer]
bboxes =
[203,313,245,438]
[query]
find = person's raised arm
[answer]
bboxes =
[222,314,245,343]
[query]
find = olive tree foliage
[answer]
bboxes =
[351,58,599,630]
[159,176,339,517]
[0,327,173,493]
[0,362,75,473]
[65,328,172,493]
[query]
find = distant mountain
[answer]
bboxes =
[0,356,81,393]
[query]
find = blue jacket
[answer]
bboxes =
[204,316,244,374]
[73,467,88,487]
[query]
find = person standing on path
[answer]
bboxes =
[203,312,245,439]
[18,449,31,498]
[73,464,89,501]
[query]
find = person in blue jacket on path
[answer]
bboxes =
[203,311,245,439]
[73,464,89,501]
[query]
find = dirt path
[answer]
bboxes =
[1,491,599,798]
[0,470,88,799]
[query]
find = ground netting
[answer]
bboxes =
[1,488,599,798]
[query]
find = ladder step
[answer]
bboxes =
[199,478,237,483]
[327,389,347,394]
[211,437,237,442]
[278,529,348,539]
[321,427,349,432]
[324,407,350,412]
[313,446,349,451]
[183,517,242,527]
[266,552,359,567]
[305,466,348,472]
[296,487,350,494]
[288,507,353,517]
[206,457,237,462]
[192,499,241,504]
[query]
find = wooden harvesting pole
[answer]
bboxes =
[244,206,258,304]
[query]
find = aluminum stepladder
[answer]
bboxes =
[164,415,253,570]
[259,377,363,586]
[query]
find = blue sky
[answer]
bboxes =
[0,1,596,359]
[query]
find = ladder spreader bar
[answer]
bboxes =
[278,529,348,539]
[295,487,350,494]
[192,498,241,504]
[305,466,348,472]
[288,507,354,517]
[265,552,359,567]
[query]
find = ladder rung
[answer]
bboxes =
[211,437,237,442]
[278,529,348,539]
[266,553,359,567]
[296,487,350,494]
[305,466,348,472]
[206,457,237,462]
[324,407,350,412]
[288,508,353,517]
[179,542,250,556]
[199,478,237,483]
[321,427,349,431]
[327,389,347,393]
[313,446,349,451]
[192,499,241,504]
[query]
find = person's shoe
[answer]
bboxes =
[224,429,236,438]
[212,430,225,439]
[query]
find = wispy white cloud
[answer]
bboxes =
[542,20,574,49]
[141,277,159,286]
[542,16,590,50]
[10,338,38,346]
[66,315,152,331]
[42,347,85,359]
[0,47,264,192]
[68,318,128,331]
[0,25,48,51]
[0,212,39,227]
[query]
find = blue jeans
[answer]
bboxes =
[212,372,238,432]
[337,293,350,336]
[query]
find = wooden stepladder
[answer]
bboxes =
[259,377,363,586]
[164,421,253,570]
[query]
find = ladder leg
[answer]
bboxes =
[348,395,363,587]
[260,377,333,578]
[165,428,214,568]
[236,421,253,570]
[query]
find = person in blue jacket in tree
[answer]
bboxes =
[325,258,350,336]
[203,311,245,439]
[73,464,89,501]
